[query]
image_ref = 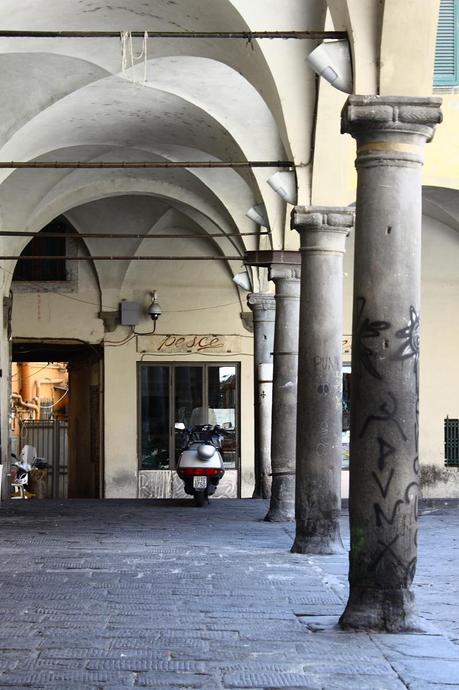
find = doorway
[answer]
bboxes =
[12,341,104,499]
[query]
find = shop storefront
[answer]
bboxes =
[138,361,240,499]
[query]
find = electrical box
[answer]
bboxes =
[120,301,141,326]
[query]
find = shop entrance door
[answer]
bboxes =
[138,363,239,498]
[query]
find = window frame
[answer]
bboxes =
[434,0,459,87]
[137,361,241,472]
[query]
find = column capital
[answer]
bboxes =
[342,95,442,139]
[269,264,301,282]
[291,206,354,255]
[342,96,442,167]
[247,292,276,315]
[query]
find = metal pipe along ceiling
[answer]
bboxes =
[0,30,347,40]
[0,232,270,239]
[2,255,245,261]
[0,161,294,170]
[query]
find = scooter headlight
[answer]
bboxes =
[197,444,216,461]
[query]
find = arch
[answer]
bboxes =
[423,186,459,234]
[327,0,441,96]
[0,0,291,154]
[1,184,249,294]
[327,0,382,95]
[380,0,441,96]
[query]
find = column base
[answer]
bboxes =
[264,474,294,522]
[291,533,344,555]
[339,586,423,632]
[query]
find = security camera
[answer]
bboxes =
[148,291,162,321]
[246,204,269,228]
[306,40,353,94]
[267,171,297,205]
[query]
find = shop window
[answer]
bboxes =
[434,0,459,86]
[139,363,239,471]
[13,218,69,282]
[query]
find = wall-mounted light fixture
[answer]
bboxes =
[246,204,269,228]
[267,171,297,205]
[306,39,353,94]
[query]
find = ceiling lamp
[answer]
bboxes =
[233,270,252,291]
[267,171,297,205]
[246,204,269,228]
[306,40,353,94]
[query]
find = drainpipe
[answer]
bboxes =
[11,393,39,418]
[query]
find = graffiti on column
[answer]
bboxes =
[356,299,420,581]
[395,307,420,477]
[359,391,407,442]
[356,297,390,380]
[395,307,421,571]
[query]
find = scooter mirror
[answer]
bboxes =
[174,422,186,430]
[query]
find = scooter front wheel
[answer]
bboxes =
[194,492,207,507]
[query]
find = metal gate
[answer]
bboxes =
[20,419,68,498]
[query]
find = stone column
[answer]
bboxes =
[290,207,354,554]
[247,293,276,499]
[339,96,442,631]
[265,263,301,522]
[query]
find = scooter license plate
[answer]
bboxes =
[193,476,207,489]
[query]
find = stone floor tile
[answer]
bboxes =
[390,658,459,685]
[0,499,456,689]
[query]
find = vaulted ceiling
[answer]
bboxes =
[0,0,444,296]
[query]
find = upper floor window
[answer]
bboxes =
[434,0,459,86]
[13,217,70,282]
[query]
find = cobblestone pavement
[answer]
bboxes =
[0,498,457,689]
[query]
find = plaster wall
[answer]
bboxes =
[419,214,459,497]
[340,212,459,500]
[425,95,459,191]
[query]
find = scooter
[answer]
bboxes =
[10,446,48,499]
[10,445,34,499]
[175,423,225,507]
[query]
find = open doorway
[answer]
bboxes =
[11,341,104,499]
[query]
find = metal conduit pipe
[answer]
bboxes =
[0,255,244,261]
[0,30,347,40]
[0,231,270,239]
[0,160,294,170]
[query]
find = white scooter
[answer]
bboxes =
[10,445,35,499]
[175,423,225,507]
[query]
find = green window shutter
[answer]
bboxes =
[434,0,459,85]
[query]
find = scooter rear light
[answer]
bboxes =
[177,467,224,478]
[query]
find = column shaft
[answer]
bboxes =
[248,293,275,499]
[291,208,354,554]
[339,96,442,631]
[265,266,301,522]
